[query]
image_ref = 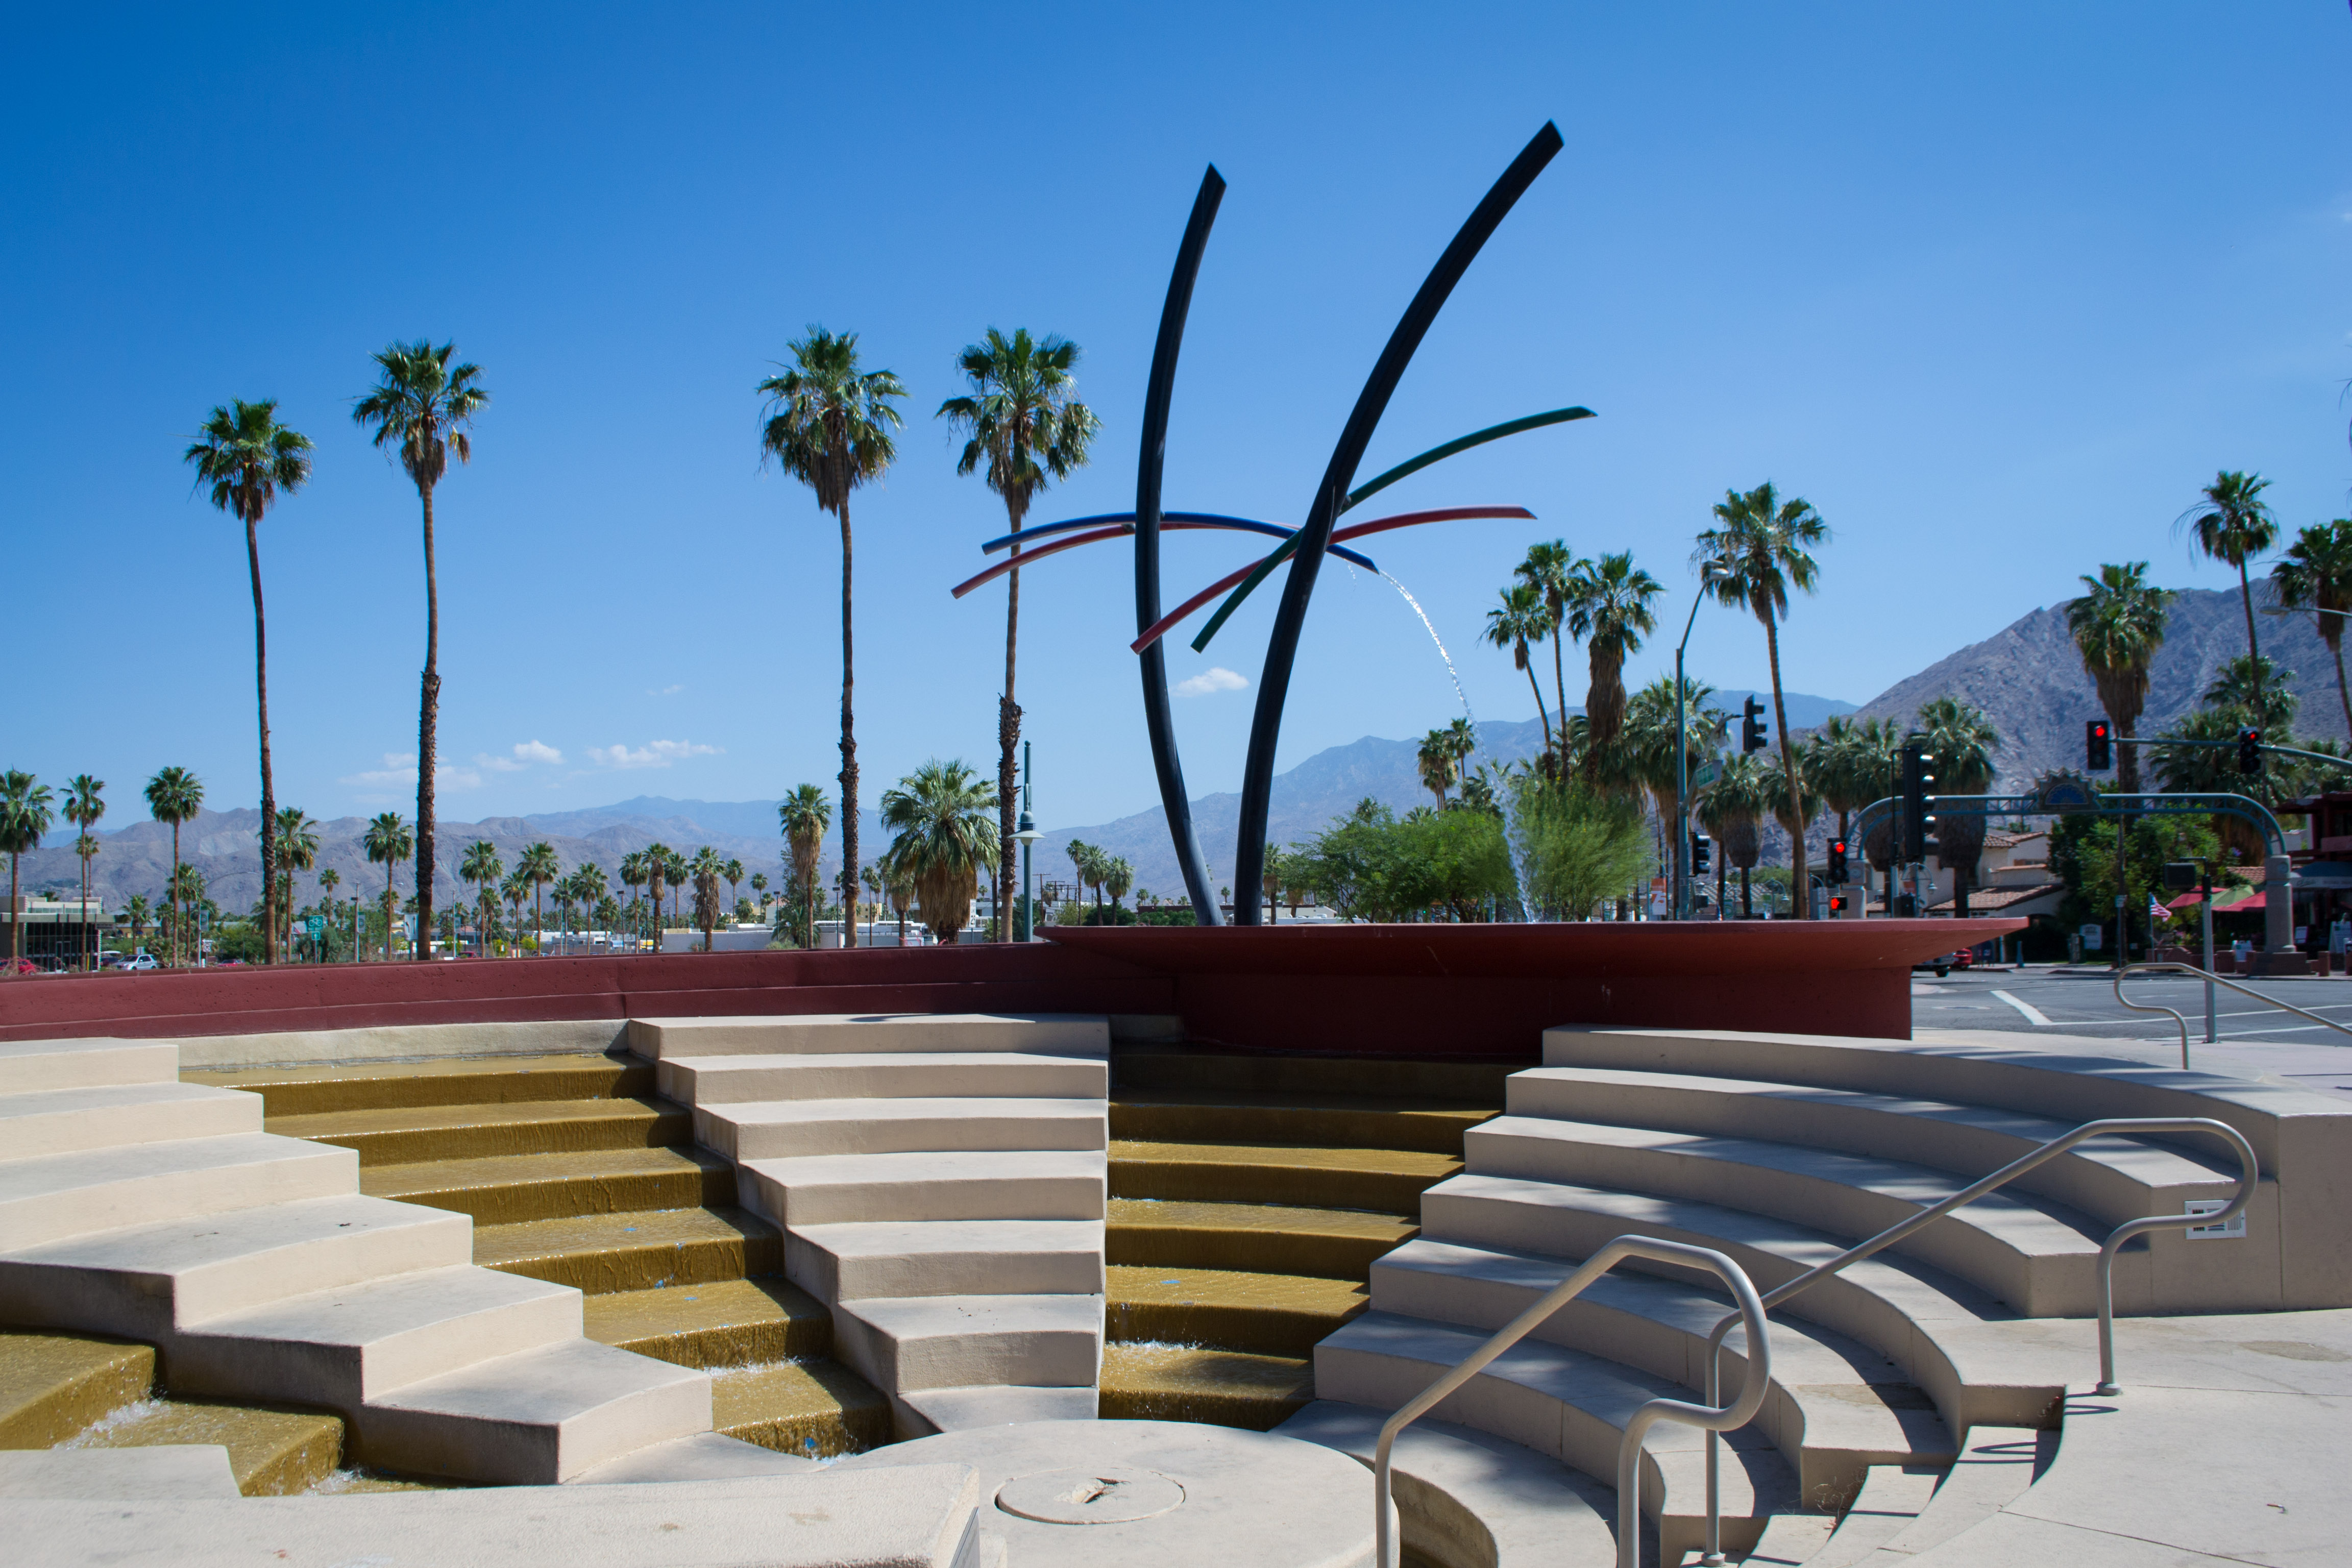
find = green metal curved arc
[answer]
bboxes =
[1340,405,1595,515]
[1189,404,1595,653]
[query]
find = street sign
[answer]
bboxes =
[304,917,324,937]
[1693,761,1721,789]
[2080,923,2104,952]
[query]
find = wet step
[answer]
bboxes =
[709,1359,896,1458]
[1106,1264,1367,1357]
[474,1206,781,1294]
[1110,1139,1459,1214]
[1113,1048,1518,1105]
[1110,1091,1495,1156]
[1108,1197,1416,1279]
[267,1098,688,1165]
[61,1394,345,1494]
[0,1330,155,1448]
[584,1277,834,1368]
[363,1145,736,1225]
[189,1052,647,1117]
[1098,1341,1315,1431]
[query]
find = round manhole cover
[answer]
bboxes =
[995,1466,1186,1525]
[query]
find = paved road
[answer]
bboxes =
[1912,964,2352,1100]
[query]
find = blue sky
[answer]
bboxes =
[6,4,2349,832]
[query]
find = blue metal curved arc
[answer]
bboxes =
[983,511,1379,572]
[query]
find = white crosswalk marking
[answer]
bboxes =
[1992,989,2053,1026]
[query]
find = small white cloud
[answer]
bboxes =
[648,684,683,696]
[477,740,564,772]
[338,751,481,790]
[588,739,723,770]
[1174,667,1249,698]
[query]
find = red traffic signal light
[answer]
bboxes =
[2239,727,2262,775]
[2086,720,2112,771]
[1826,839,1849,883]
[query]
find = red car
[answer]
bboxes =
[1912,948,1974,977]
[3,957,39,976]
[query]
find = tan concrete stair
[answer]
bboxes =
[1097,1339,1316,1428]
[1108,1197,1415,1279]
[0,1082,262,1160]
[1111,1138,1457,1213]
[472,1206,781,1295]
[630,1011,1110,1060]
[0,1038,180,1095]
[1849,1424,2044,1562]
[0,1136,358,1254]
[190,1052,653,1116]
[362,1144,736,1226]
[267,1097,689,1165]
[1419,1171,2074,1438]
[738,1149,1107,1227]
[1316,1307,1801,1562]
[831,1293,1101,1402]
[1371,1236,1954,1512]
[1467,1115,2111,1317]
[1106,1264,1366,1357]
[786,1220,1103,1301]
[662,1051,1109,1106]
[697,1096,1108,1161]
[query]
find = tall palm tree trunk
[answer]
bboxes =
[247,512,276,966]
[415,481,439,960]
[2332,633,2352,741]
[169,825,182,967]
[7,851,17,962]
[1524,663,1552,754]
[837,499,859,946]
[997,548,1021,943]
[1550,630,1568,752]
[2239,560,2265,719]
[1764,614,1811,917]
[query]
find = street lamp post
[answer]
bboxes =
[1674,562,1728,920]
[1014,741,1044,942]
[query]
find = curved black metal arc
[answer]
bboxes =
[1341,405,1595,514]
[1136,165,1229,925]
[1232,121,1564,923]
[983,510,1379,572]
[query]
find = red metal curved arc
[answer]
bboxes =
[954,517,1398,599]
[1130,505,1536,651]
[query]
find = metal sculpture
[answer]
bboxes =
[953,125,1583,925]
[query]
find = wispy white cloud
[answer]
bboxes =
[477,739,564,772]
[587,739,722,770]
[1174,667,1249,698]
[648,684,683,696]
[338,752,483,791]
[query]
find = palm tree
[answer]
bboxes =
[1622,674,1727,894]
[500,869,530,953]
[2179,470,2280,720]
[880,760,1000,945]
[1483,583,1554,755]
[170,865,208,961]
[1063,839,1093,910]
[2271,520,2352,740]
[63,775,104,971]
[126,894,152,954]
[759,329,904,943]
[572,862,608,952]
[2067,562,2175,794]
[273,808,318,961]
[690,847,723,951]
[352,341,489,961]
[1417,728,1463,808]
[1565,551,1662,778]
[1104,855,1134,911]
[552,873,577,954]
[517,842,560,955]
[314,868,338,960]
[722,857,744,916]
[460,841,503,958]
[1696,483,1830,915]
[663,848,688,933]
[143,767,203,965]
[185,399,312,962]
[619,851,647,949]
[0,772,56,963]
[362,812,413,962]
[1515,541,1578,748]
[642,841,674,950]
[776,786,831,950]
[1916,697,1999,918]
[2204,654,2298,738]
[750,871,769,914]
[879,857,915,945]
[1697,752,1773,918]
[937,328,1100,941]
[1763,757,1822,889]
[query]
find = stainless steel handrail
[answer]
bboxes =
[2116,959,2352,1068]
[1694,1114,2257,1564]
[1373,1234,1771,1568]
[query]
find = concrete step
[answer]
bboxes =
[1106,1263,1366,1357]
[172,1264,583,1408]
[358,1336,712,1484]
[1108,1090,1496,1155]
[660,1050,1109,1106]
[188,1052,649,1117]
[0,1193,472,1341]
[738,1149,1107,1227]
[1098,1339,1313,1430]
[898,1384,1099,1434]
[0,1135,359,1254]
[0,1444,241,1500]
[0,1038,179,1095]
[630,1012,1109,1061]
[1107,1196,1416,1280]
[1316,1308,1800,1564]
[1809,1462,1943,1567]
[1110,1138,1458,1214]
[57,1392,346,1494]
[569,1428,819,1483]
[1370,1236,1953,1512]
[708,1356,892,1457]
[1418,1172,2072,1439]
[1275,1399,1620,1568]
[583,1276,834,1368]
[831,1293,1101,1407]
[267,1097,688,1165]
[1510,1065,2241,1225]
[788,1219,1105,1302]
[1467,1114,2108,1317]
[1741,1511,1841,1565]
[1853,1425,2045,1562]
[0,1082,262,1161]
[473,1205,780,1296]
[0,1329,155,1448]
[362,1144,737,1225]
[698,1096,1108,1162]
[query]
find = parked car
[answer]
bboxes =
[1912,949,1973,977]
[119,953,159,972]
[3,957,38,976]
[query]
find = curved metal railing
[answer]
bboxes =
[2116,959,2352,1069]
[1694,1115,2258,1564]
[1372,1234,1771,1568]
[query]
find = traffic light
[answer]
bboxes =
[1690,831,1712,875]
[1741,696,1768,754]
[1827,839,1849,883]
[1899,743,1934,859]
[2086,720,2112,771]
[1827,891,1851,917]
[2238,727,2262,775]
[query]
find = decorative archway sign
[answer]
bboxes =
[955,122,1594,924]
